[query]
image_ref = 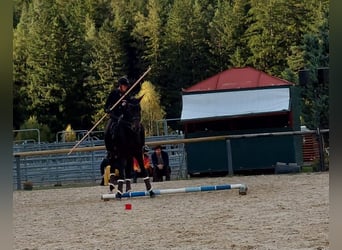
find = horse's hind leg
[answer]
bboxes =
[115,158,127,199]
[125,157,133,193]
[109,168,119,193]
[108,155,119,193]
[135,153,155,198]
[116,179,124,199]
[125,179,132,193]
[109,173,117,193]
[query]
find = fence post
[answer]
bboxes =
[90,135,96,182]
[226,140,234,176]
[316,128,325,171]
[15,155,22,190]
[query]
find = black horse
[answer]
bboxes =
[106,96,155,199]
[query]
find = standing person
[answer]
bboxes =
[99,152,110,186]
[104,76,130,153]
[151,145,171,182]
[99,152,119,186]
[132,145,153,183]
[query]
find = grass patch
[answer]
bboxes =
[301,166,314,173]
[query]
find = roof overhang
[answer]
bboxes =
[180,87,291,123]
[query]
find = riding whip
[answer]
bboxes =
[68,66,152,155]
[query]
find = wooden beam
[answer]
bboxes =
[13,129,329,158]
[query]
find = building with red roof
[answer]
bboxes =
[183,66,292,92]
[180,67,302,176]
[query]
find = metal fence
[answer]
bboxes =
[13,128,329,190]
[13,134,186,190]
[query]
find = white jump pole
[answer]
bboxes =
[101,183,248,200]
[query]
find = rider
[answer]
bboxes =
[104,76,130,152]
[104,76,155,198]
[104,76,131,194]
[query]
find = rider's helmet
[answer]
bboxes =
[118,76,130,87]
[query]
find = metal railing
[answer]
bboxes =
[13,128,328,190]
[13,135,186,190]
[13,129,41,144]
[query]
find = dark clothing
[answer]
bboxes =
[105,89,127,119]
[104,88,128,151]
[151,150,171,182]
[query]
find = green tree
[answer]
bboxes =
[14,116,52,142]
[297,33,329,129]
[110,0,144,79]
[208,0,251,71]
[186,0,213,82]
[83,0,112,29]
[161,0,213,119]
[13,0,32,130]
[25,0,68,133]
[57,0,96,131]
[24,0,93,135]
[12,0,329,135]
[132,0,165,83]
[87,18,126,129]
[246,0,288,74]
[279,0,329,129]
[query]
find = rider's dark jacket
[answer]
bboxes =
[105,88,127,120]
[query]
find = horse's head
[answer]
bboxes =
[121,96,143,132]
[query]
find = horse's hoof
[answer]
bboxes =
[116,193,122,199]
[149,190,156,198]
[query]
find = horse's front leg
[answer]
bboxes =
[108,157,119,194]
[115,158,127,199]
[124,157,133,193]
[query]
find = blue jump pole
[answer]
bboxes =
[101,183,248,200]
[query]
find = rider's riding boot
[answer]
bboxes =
[125,179,132,193]
[109,174,116,193]
[143,177,155,198]
[116,179,124,199]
